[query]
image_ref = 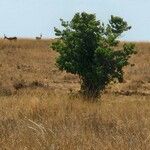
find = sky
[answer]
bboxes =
[0,0,150,41]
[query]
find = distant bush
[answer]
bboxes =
[52,12,136,99]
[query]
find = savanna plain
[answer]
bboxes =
[0,39,150,150]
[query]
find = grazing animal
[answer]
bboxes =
[4,34,17,41]
[36,34,42,40]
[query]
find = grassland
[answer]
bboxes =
[0,39,150,150]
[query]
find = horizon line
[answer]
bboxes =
[0,36,149,42]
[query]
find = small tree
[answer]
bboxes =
[52,12,136,99]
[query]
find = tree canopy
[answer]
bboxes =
[52,12,136,99]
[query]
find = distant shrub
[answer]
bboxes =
[13,79,27,90]
[52,12,136,99]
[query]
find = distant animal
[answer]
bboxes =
[4,34,17,41]
[36,34,42,40]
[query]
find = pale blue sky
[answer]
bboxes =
[0,0,150,41]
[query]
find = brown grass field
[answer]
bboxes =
[0,39,150,150]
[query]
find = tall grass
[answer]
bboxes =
[1,89,150,150]
[0,40,150,149]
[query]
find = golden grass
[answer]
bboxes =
[0,39,150,149]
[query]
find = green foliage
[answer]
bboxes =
[52,12,136,99]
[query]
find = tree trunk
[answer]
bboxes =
[80,79,100,100]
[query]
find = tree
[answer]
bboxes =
[52,12,136,99]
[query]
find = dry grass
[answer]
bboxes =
[0,39,150,149]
